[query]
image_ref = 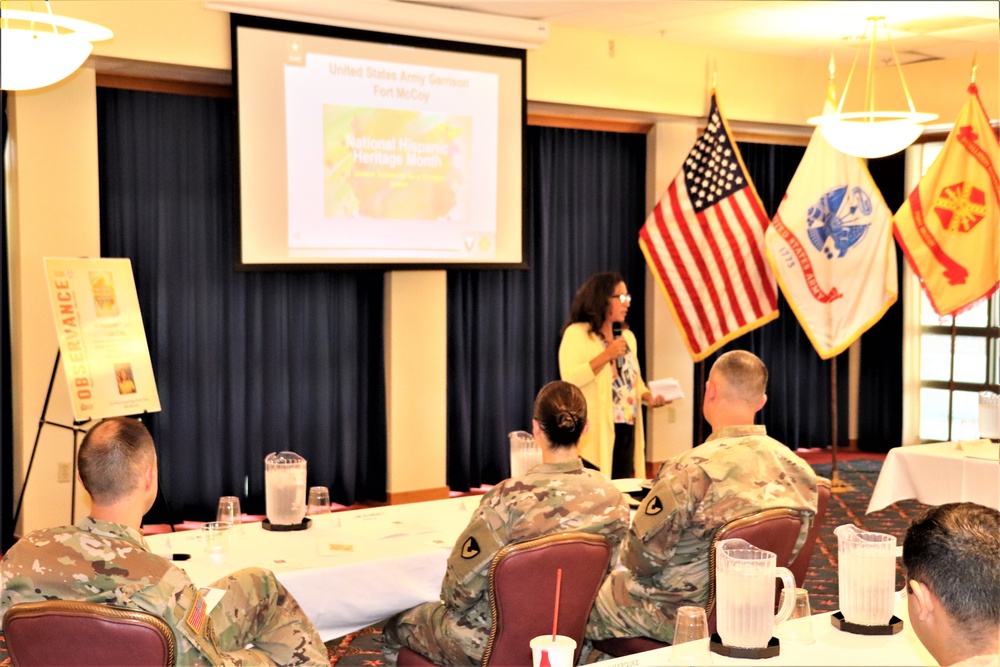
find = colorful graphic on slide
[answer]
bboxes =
[323,107,471,222]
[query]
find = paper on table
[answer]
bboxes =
[317,542,355,557]
[611,478,645,494]
[648,378,683,401]
[347,520,438,540]
[960,440,1000,461]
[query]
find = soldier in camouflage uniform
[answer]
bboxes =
[381,381,631,666]
[0,417,327,666]
[587,351,819,645]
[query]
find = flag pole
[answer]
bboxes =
[830,354,852,493]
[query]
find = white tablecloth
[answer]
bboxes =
[867,441,1000,514]
[597,596,935,666]
[145,496,476,641]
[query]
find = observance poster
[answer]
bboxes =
[45,257,161,422]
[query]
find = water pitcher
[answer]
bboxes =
[265,451,307,526]
[509,430,542,478]
[835,524,897,625]
[715,538,796,649]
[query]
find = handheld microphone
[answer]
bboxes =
[611,322,624,372]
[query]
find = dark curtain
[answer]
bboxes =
[97,88,387,522]
[446,126,647,489]
[2,91,14,551]
[857,152,906,451]
[692,142,851,450]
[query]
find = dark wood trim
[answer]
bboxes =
[528,113,653,134]
[95,73,232,99]
[729,129,810,146]
[916,120,1000,144]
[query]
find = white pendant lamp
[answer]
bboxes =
[808,16,937,159]
[1,2,112,91]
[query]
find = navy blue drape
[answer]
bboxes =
[858,152,906,451]
[692,142,850,450]
[97,88,387,521]
[446,126,648,490]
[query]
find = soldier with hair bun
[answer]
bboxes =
[381,380,631,666]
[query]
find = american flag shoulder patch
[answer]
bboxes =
[186,590,208,634]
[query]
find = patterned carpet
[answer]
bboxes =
[805,459,926,613]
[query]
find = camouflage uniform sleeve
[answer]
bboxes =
[440,496,507,613]
[621,461,708,579]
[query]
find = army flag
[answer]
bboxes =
[640,93,778,361]
[894,83,1000,317]
[766,87,897,359]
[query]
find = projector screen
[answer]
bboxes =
[231,14,526,268]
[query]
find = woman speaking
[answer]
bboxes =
[558,272,668,479]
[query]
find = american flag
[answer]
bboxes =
[639,93,778,361]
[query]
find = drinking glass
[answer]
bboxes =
[217,496,242,532]
[776,588,815,645]
[670,606,712,665]
[307,486,331,515]
[958,419,979,444]
[201,521,232,560]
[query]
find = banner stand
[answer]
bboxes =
[13,351,92,527]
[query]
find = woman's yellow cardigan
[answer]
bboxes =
[558,322,649,478]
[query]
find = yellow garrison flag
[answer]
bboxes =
[765,84,897,359]
[894,83,1000,317]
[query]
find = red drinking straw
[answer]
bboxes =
[551,568,563,642]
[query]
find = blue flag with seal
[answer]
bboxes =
[765,85,897,359]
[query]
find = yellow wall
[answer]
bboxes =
[6,1,997,534]
[8,69,101,533]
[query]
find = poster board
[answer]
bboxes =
[45,257,161,422]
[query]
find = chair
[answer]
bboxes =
[141,523,174,536]
[594,505,808,657]
[398,531,612,666]
[789,477,831,589]
[3,600,176,666]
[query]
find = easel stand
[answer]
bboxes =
[13,352,91,528]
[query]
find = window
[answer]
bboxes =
[918,294,999,441]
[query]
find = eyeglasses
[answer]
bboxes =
[610,294,632,304]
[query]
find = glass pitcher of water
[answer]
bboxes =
[715,538,797,649]
[265,451,307,526]
[509,430,542,478]
[835,524,898,625]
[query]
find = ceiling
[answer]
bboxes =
[405,0,999,64]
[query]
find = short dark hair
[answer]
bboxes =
[533,381,587,448]
[903,503,1000,632]
[562,272,626,337]
[710,350,768,406]
[78,417,156,504]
